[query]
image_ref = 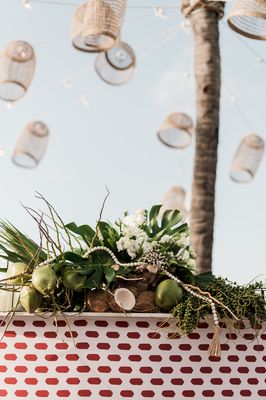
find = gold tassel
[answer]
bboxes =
[208,326,222,357]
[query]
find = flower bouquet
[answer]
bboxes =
[0,194,265,356]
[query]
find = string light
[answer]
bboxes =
[0,147,5,157]
[180,19,191,33]
[22,0,32,10]
[80,95,90,107]
[5,102,13,110]
[153,6,167,19]
[256,56,265,64]
[62,77,72,90]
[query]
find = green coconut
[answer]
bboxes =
[20,285,43,313]
[62,269,86,291]
[155,279,183,311]
[32,265,58,295]
[6,262,28,285]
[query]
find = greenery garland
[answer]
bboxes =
[0,195,264,351]
[172,276,266,335]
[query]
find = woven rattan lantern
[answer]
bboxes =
[72,0,127,52]
[95,41,135,85]
[0,41,35,102]
[230,134,264,183]
[157,112,193,149]
[162,186,186,212]
[12,121,49,168]
[228,0,266,40]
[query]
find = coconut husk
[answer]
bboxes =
[86,289,110,312]
[142,270,161,287]
[119,285,139,298]
[115,273,148,293]
[108,295,123,312]
[134,291,158,313]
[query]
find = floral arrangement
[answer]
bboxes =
[0,194,265,356]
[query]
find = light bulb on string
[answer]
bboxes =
[0,147,5,157]
[5,102,13,110]
[62,77,72,90]
[256,56,265,64]
[80,95,90,107]
[180,19,191,33]
[22,0,32,10]
[153,6,167,19]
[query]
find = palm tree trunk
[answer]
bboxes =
[181,1,224,274]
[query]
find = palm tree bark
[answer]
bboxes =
[181,1,224,274]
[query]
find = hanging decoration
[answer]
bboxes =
[0,41,35,102]
[162,186,186,213]
[157,112,193,149]
[95,41,135,85]
[228,0,266,40]
[12,121,49,168]
[230,134,264,183]
[72,0,127,53]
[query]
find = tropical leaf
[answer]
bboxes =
[148,205,162,234]
[0,221,47,265]
[196,272,216,284]
[65,222,100,246]
[83,268,104,289]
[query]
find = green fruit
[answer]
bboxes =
[155,279,183,311]
[62,269,86,291]
[32,265,58,295]
[6,262,28,285]
[20,285,43,313]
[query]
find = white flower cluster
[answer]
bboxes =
[116,210,153,259]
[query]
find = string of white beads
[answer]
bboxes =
[160,266,219,327]
[83,246,142,267]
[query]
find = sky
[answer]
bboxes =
[0,0,265,284]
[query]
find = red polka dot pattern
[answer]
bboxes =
[0,315,264,399]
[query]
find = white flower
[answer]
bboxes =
[182,250,190,260]
[123,209,146,228]
[177,233,189,247]
[142,241,153,254]
[159,234,173,244]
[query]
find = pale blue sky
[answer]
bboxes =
[0,0,265,283]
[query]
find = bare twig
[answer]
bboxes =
[35,192,74,252]
[91,186,110,248]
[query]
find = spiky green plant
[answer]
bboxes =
[0,221,47,268]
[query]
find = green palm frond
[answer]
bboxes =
[0,221,47,267]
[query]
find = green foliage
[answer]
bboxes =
[0,198,264,339]
[0,221,47,266]
[148,205,188,240]
[65,222,100,246]
[172,277,266,335]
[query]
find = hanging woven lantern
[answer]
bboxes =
[230,134,264,183]
[162,186,186,212]
[12,121,49,168]
[72,0,127,52]
[228,0,266,40]
[95,41,135,85]
[0,41,35,102]
[157,112,193,149]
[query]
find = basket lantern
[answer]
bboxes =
[0,41,35,102]
[157,112,193,149]
[72,0,127,52]
[162,186,186,212]
[12,121,49,168]
[95,41,135,85]
[228,0,266,40]
[230,134,264,183]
